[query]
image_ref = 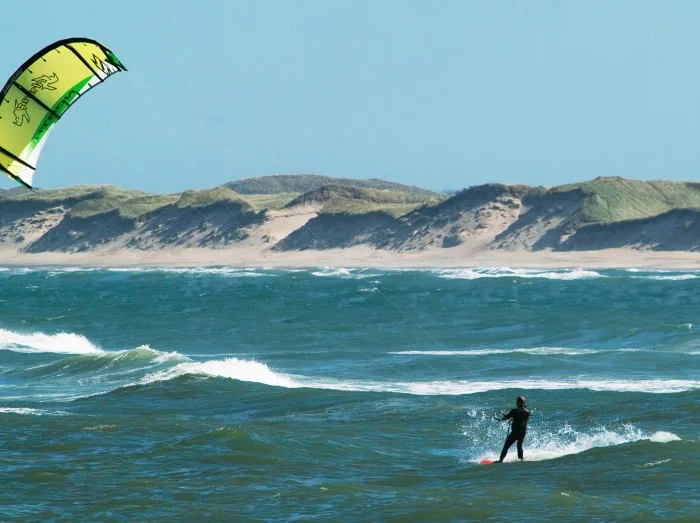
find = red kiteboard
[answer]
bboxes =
[480,459,495,465]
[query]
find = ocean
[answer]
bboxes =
[0,266,698,521]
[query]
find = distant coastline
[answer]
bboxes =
[2,175,700,268]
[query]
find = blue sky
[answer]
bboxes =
[1,1,699,193]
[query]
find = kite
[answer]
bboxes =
[0,38,126,189]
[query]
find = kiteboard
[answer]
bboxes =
[479,459,497,465]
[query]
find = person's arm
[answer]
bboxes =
[501,409,515,421]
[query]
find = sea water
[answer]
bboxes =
[0,266,698,520]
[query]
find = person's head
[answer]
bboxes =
[516,396,526,407]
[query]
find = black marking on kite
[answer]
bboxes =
[64,44,104,82]
[0,162,34,190]
[89,53,118,77]
[0,144,36,171]
[12,82,61,120]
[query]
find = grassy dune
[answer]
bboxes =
[554,177,700,223]
[4,176,700,232]
[286,185,443,218]
[319,200,427,218]
[174,187,253,211]
[245,193,300,211]
[69,194,180,219]
[226,174,443,198]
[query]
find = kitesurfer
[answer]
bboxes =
[496,396,530,462]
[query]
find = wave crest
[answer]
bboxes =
[0,328,102,354]
[140,357,298,388]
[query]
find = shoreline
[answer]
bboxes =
[2,246,700,270]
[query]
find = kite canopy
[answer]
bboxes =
[0,38,126,189]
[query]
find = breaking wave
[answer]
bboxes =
[0,328,102,354]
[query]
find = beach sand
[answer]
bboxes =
[1,245,699,269]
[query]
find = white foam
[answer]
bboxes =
[37,267,275,277]
[121,267,272,277]
[624,269,688,274]
[311,267,353,278]
[47,267,98,275]
[473,424,681,463]
[436,268,602,281]
[642,459,671,467]
[151,349,186,364]
[350,378,699,395]
[0,268,33,274]
[0,407,70,416]
[392,347,600,356]
[0,328,102,354]
[100,345,186,367]
[310,267,380,279]
[640,274,698,281]
[648,431,681,443]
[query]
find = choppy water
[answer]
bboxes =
[0,266,698,521]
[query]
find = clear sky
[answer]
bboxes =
[1,1,699,193]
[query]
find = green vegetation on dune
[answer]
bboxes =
[70,194,180,220]
[286,185,442,218]
[69,186,255,220]
[244,192,300,211]
[553,177,700,224]
[175,186,253,211]
[5,176,700,231]
[286,185,444,208]
[0,186,32,199]
[117,195,180,218]
[67,187,179,219]
[226,174,442,198]
[319,200,426,218]
[12,185,146,204]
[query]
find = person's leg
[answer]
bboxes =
[517,433,525,460]
[499,432,518,462]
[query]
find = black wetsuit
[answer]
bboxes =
[499,406,531,461]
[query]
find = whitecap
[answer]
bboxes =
[0,328,102,354]
[648,431,680,443]
[311,267,354,278]
[639,274,698,281]
[139,357,298,388]
[436,268,602,281]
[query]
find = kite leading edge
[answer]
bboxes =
[0,38,126,189]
